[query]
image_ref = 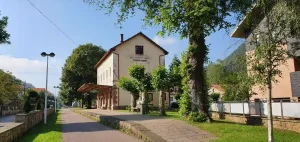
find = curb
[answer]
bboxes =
[72,109,166,142]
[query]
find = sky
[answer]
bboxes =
[0,0,244,94]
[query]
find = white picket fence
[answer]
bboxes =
[210,101,300,118]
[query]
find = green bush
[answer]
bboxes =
[23,98,31,113]
[170,102,179,109]
[126,105,131,111]
[36,100,42,110]
[187,112,207,122]
[210,93,220,102]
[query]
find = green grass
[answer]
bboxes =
[148,110,300,142]
[17,110,62,142]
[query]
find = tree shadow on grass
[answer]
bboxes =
[15,110,62,142]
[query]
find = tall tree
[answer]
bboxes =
[60,43,106,108]
[246,1,300,141]
[152,66,170,116]
[169,55,182,101]
[128,64,153,114]
[84,0,253,120]
[0,70,21,113]
[0,12,10,44]
[118,77,139,111]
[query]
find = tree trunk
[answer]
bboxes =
[159,91,166,115]
[188,34,212,122]
[267,71,274,142]
[131,94,139,112]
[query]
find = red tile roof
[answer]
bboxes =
[211,84,225,92]
[94,32,169,69]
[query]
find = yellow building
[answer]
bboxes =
[78,32,169,109]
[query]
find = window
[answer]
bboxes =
[106,70,108,80]
[110,67,111,77]
[148,93,153,101]
[103,73,105,80]
[135,45,144,55]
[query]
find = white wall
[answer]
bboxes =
[97,54,114,86]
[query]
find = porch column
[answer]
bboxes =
[105,91,108,109]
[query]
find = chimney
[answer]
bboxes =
[120,34,124,43]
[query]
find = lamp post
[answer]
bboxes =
[41,52,55,124]
[53,86,60,112]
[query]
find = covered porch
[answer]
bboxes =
[77,83,118,110]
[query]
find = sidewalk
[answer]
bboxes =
[62,109,142,142]
[83,109,216,142]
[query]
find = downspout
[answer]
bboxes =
[114,52,120,108]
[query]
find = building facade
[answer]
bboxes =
[93,32,169,109]
[231,6,300,101]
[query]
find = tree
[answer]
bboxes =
[152,66,170,116]
[246,1,300,141]
[23,89,39,112]
[206,60,226,85]
[206,43,252,101]
[0,12,10,44]
[168,55,182,101]
[118,77,139,111]
[128,64,153,114]
[84,0,254,121]
[0,70,21,112]
[60,43,106,108]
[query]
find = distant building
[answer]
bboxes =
[208,84,225,101]
[78,32,169,109]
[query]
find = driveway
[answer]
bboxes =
[61,109,142,142]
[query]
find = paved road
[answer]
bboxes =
[61,109,142,142]
[0,115,14,123]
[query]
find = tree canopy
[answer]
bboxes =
[60,43,106,107]
[0,70,21,106]
[0,12,10,44]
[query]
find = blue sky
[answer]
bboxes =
[0,0,243,94]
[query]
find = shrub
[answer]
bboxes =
[36,100,41,110]
[210,93,220,102]
[187,112,207,122]
[23,98,31,113]
[126,105,131,111]
[170,102,179,109]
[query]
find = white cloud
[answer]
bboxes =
[0,55,63,94]
[153,36,178,46]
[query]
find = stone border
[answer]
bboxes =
[72,109,166,142]
[211,112,300,133]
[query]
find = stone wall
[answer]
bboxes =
[211,112,300,133]
[0,109,54,142]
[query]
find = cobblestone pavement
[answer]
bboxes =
[61,109,142,142]
[84,109,216,142]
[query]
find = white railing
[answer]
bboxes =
[210,100,300,118]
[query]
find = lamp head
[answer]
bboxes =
[41,52,47,57]
[49,52,55,57]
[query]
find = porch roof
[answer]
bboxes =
[77,83,112,93]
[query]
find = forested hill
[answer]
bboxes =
[223,43,246,72]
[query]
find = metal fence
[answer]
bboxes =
[209,99,300,119]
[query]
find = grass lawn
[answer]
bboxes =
[148,110,300,142]
[17,110,62,142]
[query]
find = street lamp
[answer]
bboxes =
[41,52,55,124]
[54,86,60,113]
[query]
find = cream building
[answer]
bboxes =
[79,32,169,109]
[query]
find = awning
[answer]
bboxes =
[77,83,112,93]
